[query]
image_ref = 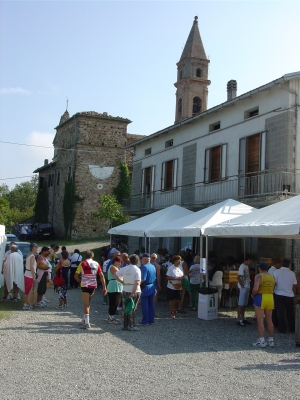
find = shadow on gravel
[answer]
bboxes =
[235,355,300,371]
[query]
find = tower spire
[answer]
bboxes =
[174,17,211,124]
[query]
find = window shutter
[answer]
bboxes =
[173,159,178,189]
[239,138,246,175]
[260,131,266,171]
[161,162,166,190]
[151,166,155,193]
[221,144,227,179]
[204,149,210,182]
[141,168,145,194]
[211,146,221,182]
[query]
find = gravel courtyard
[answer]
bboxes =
[0,288,299,400]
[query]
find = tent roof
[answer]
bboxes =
[203,195,300,238]
[108,205,193,237]
[147,199,254,237]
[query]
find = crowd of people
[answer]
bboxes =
[1,242,299,346]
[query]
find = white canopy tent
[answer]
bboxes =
[0,225,7,287]
[147,199,255,238]
[147,199,255,285]
[108,205,194,245]
[203,195,300,239]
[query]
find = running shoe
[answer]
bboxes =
[268,340,275,347]
[80,323,91,330]
[252,340,266,348]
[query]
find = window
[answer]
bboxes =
[192,97,202,116]
[165,139,173,148]
[38,177,45,190]
[209,121,221,132]
[180,70,183,79]
[196,68,201,78]
[57,171,61,186]
[145,148,152,156]
[141,166,155,195]
[161,159,178,191]
[204,145,227,183]
[239,132,266,195]
[48,173,54,187]
[244,107,259,119]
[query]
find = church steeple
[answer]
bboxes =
[174,16,211,124]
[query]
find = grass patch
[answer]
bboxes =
[0,287,23,320]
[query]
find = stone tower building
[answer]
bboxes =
[34,110,144,239]
[174,16,211,124]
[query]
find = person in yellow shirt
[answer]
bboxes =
[252,262,275,348]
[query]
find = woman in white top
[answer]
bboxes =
[209,259,224,308]
[23,243,38,310]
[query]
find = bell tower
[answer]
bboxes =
[174,16,211,124]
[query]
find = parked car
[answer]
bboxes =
[28,222,56,240]
[5,241,31,267]
[5,233,18,242]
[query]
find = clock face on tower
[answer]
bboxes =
[88,165,114,180]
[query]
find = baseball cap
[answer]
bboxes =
[141,253,150,258]
[257,261,269,271]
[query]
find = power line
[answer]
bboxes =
[0,140,127,154]
[0,175,36,181]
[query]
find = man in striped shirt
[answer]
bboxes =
[75,250,107,329]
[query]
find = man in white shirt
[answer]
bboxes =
[115,254,141,331]
[237,254,254,327]
[273,258,297,333]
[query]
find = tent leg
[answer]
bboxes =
[205,235,209,287]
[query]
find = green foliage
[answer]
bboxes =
[0,184,9,196]
[113,162,131,204]
[6,176,38,211]
[92,194,129,228]
[34,183,49,223]
[0,196,13,227]
[63,180,83,238]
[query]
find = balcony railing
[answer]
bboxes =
[123,170,300,214]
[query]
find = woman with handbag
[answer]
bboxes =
[54,250,70,310]
[23,243,38,310]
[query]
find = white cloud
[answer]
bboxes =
[0,87,32,95]
[27,131,55,162]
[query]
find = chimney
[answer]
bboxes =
[227,80,237,101]
[44,159,49,166]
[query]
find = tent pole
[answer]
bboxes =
[149,237,151,254]
[205,235,209,287]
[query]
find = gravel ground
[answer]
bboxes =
[0,288,299,400]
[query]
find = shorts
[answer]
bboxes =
[37,272,47,296]
[81,287,95,295]
[253,293,274,310]
[24,276,34,295]
[238,287,250,307]
[167,287,181,301]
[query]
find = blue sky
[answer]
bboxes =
[1,0,300,189]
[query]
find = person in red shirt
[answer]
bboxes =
[75,250,107,329]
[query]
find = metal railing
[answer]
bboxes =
[123,170,300,214]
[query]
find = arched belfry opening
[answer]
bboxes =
[196,68,201,78]
[192,97,202,116]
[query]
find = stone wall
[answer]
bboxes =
[37,111,141,239]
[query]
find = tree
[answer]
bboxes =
[63,180,83,238]
[34,184,49,223]
[6,176,38,211]
[92,194,129,230]
[0,196,12,228]
[113,162,131,204]
[0,184,9,197]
